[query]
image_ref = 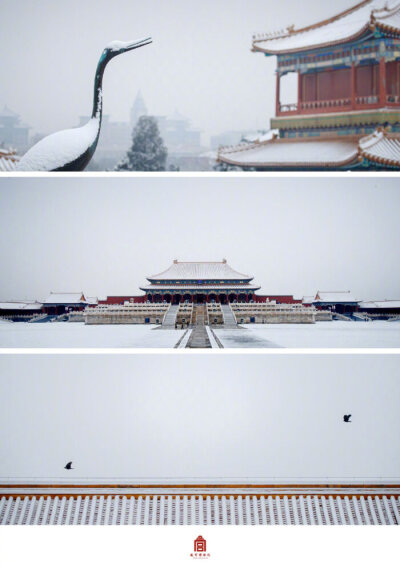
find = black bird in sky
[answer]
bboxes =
[343,414,352,423]
[64,461,73,470]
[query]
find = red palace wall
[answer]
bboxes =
[99,294,302,305]
[254,295,302,304]
[99,296,147,305]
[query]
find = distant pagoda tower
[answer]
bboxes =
[218,0,400,170]
[130,90,148,128]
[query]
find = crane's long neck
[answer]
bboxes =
[91,52,111,120]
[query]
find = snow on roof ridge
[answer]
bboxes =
[43,292,87,304]
[251,0,400,54]
[372,0,400,19]
[359,129,400,166]
[148,260,253,281]
[360,129,383,148]
[218,137,359,168]
[253,0,373,43]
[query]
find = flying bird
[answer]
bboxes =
[343,414,352,422]
[17,37,152,171]
[64,461,73,470]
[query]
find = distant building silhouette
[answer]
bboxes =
[155,109,201,154]
[0,106,30,153]
[130,90,148,128]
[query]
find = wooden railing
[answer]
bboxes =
[300,98,351,110]
[278,93,396,114]
[355,95,378,105]
[279,103,298,112]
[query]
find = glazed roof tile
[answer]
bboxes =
[148,260,253,281]
[359,130,400,167]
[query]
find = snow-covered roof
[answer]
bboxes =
[85,296,98,305]
[0,301,42,311]
[314,291,358,303]
[218,130,400,170]
[1,489,399,525]
[218,138,358,168]
[0,149,19,172]
[141,283,260,291]
[302,296,315,304]
[359,130,400,168]
[148,260,253,281]
[242,129,279,144]
[43,292,87,305]
[252,0,400,55]
[359,300,400,309]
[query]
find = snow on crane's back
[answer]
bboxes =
[17,118,100,171]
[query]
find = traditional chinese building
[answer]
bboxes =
[139,259,261,304]
[43,292,89,315]
[0,300,43,321]
[0,106,30,154]
[312,291,359,314]
[218,0,400,170]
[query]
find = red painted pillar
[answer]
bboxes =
[161,294,164,302]
[297,71,301,112]
[351,62,356,108]
[379,58,386,106]
[276,72,280,115]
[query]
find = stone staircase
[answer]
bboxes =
[192,304,207,326]
[185,305,211,348]
[221,303,237,327]
[162,304,179,327]
[353,312,372,322]
[333,312,352,322]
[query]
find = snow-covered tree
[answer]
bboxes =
[115,116,167,171]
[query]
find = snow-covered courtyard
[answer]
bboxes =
[0,321,185,348]
[1,320,399,348]
[0,354,398,482]
[213,321,400,349]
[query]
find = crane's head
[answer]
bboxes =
[102,37,152,60]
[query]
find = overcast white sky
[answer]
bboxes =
[1,354,399,481]
[0,176,399,301]
[0,0,355,143]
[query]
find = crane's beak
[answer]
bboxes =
[124,37,152,51]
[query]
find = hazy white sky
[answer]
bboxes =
[1,353,399,481]
[0,0,354,143]
[0,176,399,301]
